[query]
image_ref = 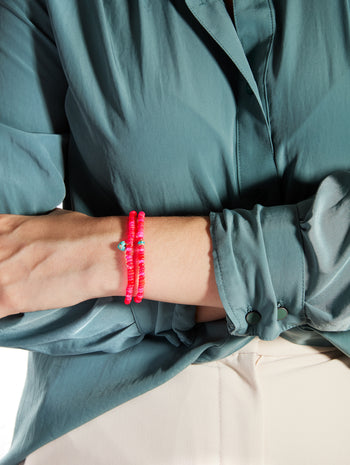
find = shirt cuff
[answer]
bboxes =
[209,204,307,340]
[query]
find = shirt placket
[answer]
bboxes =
[185,0,281,208]
[233,0,282,207]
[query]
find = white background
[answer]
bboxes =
[0,348,28,460]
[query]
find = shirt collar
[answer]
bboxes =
[185,0,265,115]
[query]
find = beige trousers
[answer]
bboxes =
[23,336,350,465]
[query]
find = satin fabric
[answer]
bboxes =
[0,1,349,463]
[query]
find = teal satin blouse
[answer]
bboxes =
[0,1,350,463]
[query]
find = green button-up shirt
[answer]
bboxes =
[1,0,350,463]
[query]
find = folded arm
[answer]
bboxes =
[1,0,350,342]
[0,209,224,318]
[2,169,350,344]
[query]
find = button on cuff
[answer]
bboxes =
[224,303,294,339]
[245,310,261,325]
[277,306,289,321]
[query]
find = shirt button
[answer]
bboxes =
[245,310,261,325]
[277,306,289,320]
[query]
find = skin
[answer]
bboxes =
[0,208,226,322]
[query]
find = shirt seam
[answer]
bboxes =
[295,204,307,323]
[211,213,234,317]
[263,0,275,129]
[236,111,242,198]
[263,0,278,173]
[130,304,144,335]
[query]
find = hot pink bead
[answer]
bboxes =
[124,211,137,305]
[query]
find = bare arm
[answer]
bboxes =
[0,209,224,320]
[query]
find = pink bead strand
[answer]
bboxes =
[124,211,137,305]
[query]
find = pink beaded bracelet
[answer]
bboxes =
[124,211,137,304]
[117,210,145,304]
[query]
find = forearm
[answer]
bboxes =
[0,211,224,319]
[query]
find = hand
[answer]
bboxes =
[0,209,123,318]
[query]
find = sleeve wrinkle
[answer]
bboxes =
[209,170,350,340]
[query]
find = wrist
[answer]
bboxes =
[143,215,222,306]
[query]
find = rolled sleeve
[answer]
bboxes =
[210,170,350,340]
[0,123,68,214]
[298,171,350,332]
[0,0,69,215]
[0,0,148,358]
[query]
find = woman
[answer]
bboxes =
[1,0,350,463]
